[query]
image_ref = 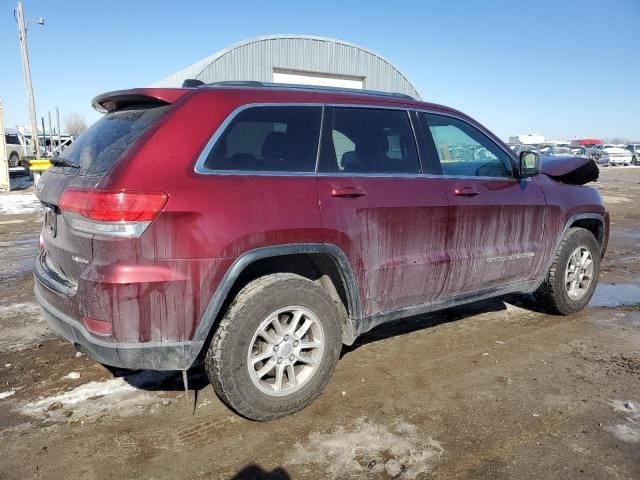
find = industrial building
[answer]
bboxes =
[154,34,420,99]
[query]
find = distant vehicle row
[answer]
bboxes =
[508,142,639,166]
[589,144,635,166]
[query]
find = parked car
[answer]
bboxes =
[574,147,608,165]
[543,146,573,157]
[509,144,539,155]
[4,130,27,168]
[590,144,633,166]
[571,147,586,156]
[34,82,608,420]
[626,144,640,165]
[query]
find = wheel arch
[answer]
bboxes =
[568,213,606,252]
[192,244,362,354]
[535,212,607,291]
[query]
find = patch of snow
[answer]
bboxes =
[0,235,39,283]
[63,372,81,380]
[0,219,27,225]
[606,399,640,444]
[0,192,41,214]
[590,283,640,308]
[288,418,443,479]
[18,370,176,420]
[0,390,16,400]
[0,302,51,353]
[0,302,40,318]
[609,399,638,414]
[607,424,640,443]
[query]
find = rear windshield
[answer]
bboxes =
[55,105,168,176]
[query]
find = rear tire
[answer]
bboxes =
[535,227,600,315]
[205,273,342,421]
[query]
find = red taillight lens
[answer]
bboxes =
[59,189,168,222]
[81,316,113,337]
[58,189,168,237]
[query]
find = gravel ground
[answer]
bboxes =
[0,168,638,479]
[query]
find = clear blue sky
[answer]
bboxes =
[1,0,639,140]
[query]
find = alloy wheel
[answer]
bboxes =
[564,246,594,300]
[247,306,325,396]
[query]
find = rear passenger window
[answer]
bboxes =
[421,113,513,178]
[204,106,322,172]
[319,108,419,174]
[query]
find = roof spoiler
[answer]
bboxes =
[91,88,189,113]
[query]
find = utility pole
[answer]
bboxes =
[47,111,54,156]
[41,116,45,156]
[0,98,10,191]
[56,107,61,155]
[15,2,44,157]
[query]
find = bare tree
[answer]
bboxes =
[64,112,88,137]
[604,136,640,144]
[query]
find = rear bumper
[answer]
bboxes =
[34,283,202,371]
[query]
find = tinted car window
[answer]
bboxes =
[319,107,419,174]
[5,134,20,145]
[204,106,322,172]
[58,105,168,176]
[421,113,513,178]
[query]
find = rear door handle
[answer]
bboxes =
[453,186,480,197]
[331,187,367,198]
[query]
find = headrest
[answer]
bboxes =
[341,151,362,172]
[262,132,289,159]
[357,134,389,156]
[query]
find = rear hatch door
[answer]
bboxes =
[36,101,172,287]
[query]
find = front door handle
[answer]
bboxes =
[331,187,367,198]
[453,186,480,197]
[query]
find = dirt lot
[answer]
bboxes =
[0,168,639,480]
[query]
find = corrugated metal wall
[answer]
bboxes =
[154,35,420,99]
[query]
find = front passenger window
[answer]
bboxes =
[421,113,513,178]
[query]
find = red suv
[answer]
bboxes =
[34,82,608,420]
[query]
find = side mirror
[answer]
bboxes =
[519,151,540,177]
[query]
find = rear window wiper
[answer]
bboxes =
[50,157,80,168]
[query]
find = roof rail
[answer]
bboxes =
[208,80,265,87]
[203,80,415,100]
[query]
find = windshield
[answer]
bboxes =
[56,105,168,176]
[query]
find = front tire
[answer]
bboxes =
[535,227,600,315]
[8,153,19,168]
[205,273,342,421]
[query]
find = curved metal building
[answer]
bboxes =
[154,34,420,99]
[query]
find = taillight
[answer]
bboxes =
[59,189,168,237]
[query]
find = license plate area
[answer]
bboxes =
[43,205,57,237]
